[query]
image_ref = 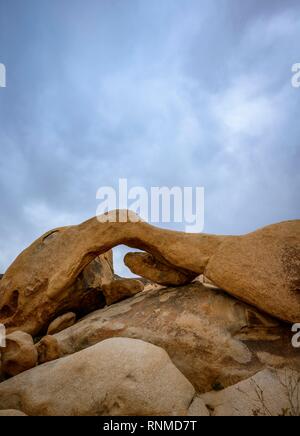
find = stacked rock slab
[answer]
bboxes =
[38,283,300,393]
[46,312,76,335]
[102,278,144,305]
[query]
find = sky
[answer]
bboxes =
[0,0,299,276]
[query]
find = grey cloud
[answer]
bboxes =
[0,0,299,276]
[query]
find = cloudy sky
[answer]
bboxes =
[0,0,299,276]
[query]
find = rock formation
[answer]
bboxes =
[46,312,76,335]
[37,283,299,393]
[200,368,300,416]
[0,409,27,416]
[0,228,114,335]
[1,331,38,377]
[102,278,144,305]
[187,397,210,416]
[124,252,198,286]
[0,211,299,337]
[35,335,60,364]
[0,211,299,416]
[0,338,195,416]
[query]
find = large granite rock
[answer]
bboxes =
[200,368,300,416]
[205,220,300,325]
[46,312,76,335]
[102,278,144,305]
[38,283,300,393]
[124,252,197,286]
[0,338,195,416]
[1,331,38,377]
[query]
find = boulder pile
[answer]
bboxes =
[0,211,299,416]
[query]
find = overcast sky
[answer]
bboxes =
[0,0,299,276]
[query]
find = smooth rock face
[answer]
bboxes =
[47,312,76,335]
[124,252,198,286]
[0,409,27,416]
[0,338,195,416]
[102,278,144,305]
[48,283,299,392]
[1,331,38,377]
[205,221,300,324]
[200,369,300,416]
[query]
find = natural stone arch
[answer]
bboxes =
[0,210,299,335]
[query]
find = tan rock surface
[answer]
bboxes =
[0,211,299,336]
[200,368,300,416]
[124,252,198,286]
[205,220,300,324]
[47,312,76,335]
[0,409,27,416]
[0,338,195,416]
[47,283,299,392]
[36,335,60,364]
[102,278,144,305]
[187,397,210,416]
[1,331,38,376]
[0,228,114,335]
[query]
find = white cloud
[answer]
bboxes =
[23,202,81,233]
[212,75,281,146]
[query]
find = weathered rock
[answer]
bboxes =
[1,331,38,376]
[0,338,195,416]
[45,283,300,393]
[36,335,60,364]
[47,312,76,335]
[67,253,113,319]
[102,278,144,305]
[143,282,165,293]
[187,397,210,416]
[0,211,299,335]
[0,231,113,335]
[196,275,219,289]
[124,252,198,286]
[205,221,300,324]
[0,409,27,416]
[200,368,300,416]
